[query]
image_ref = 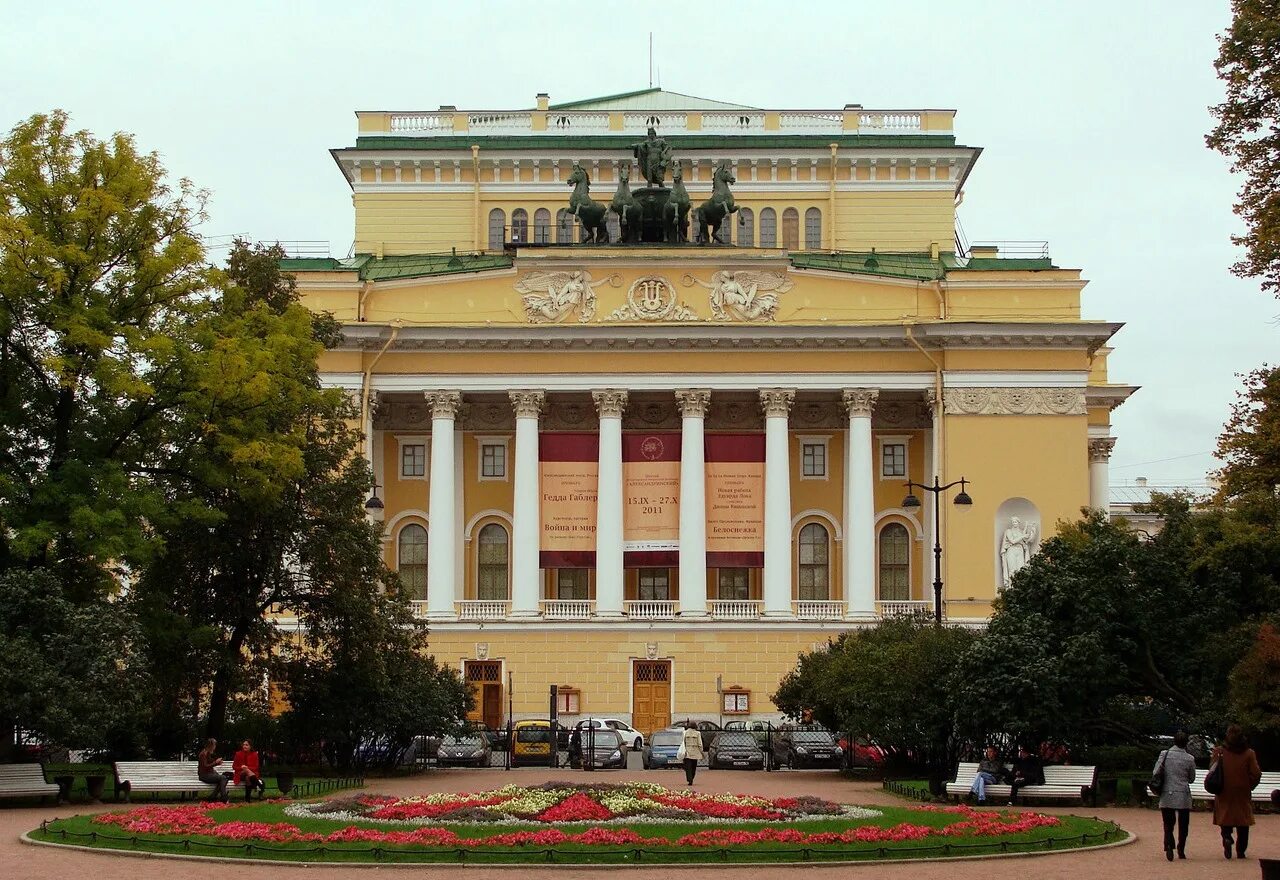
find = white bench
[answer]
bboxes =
[0,764,61,802]
[1189,770,1280,804]
[946,761,1098,805]
[113,760,227,802]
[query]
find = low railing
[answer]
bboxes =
[858,111,923,132]
[540,599,596,621]
[389,112,454,133]
[548,111,610,132]
[456,600,510,621]
[877,600,935,618]
[701,111,767,133]
[467,111,533,134]
[778,111,844,132]
[793,600,846,621]
[409,600,430,619]
[622,111,687,132]
[625,600,679,620]
[709,600,763,621]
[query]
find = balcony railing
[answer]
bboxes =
[456,600,510,621]
[409,600,430,619]
[540,599,596,621]
[793,600,846,621]
[625,600,679,620]
[877,600,935,618]
[709,600,763,621]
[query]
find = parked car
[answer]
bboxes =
[563,718,645,751]
[571,729,628,770]
[706,731,766,770]
[642,728,685,769]
[678,720,722,751]
[838,735,886,768]
[436,732,492,768]
[724,720,775,750]
[770,728,843,769]
[511,720,555,766]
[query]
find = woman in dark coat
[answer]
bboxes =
[1213,725,1262,859]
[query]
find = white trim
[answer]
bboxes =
[874,507,924,541]
[347,180,959,196]
[793,516,835,602]
[877,434,911,482]
[392,518,430,593]
[471,517,512,602]
[874,517,915,603]
[386,508,430,533]
[395,434,429,481]
[797,435,831,482]
[791,508,843,541]
[475,435,510,482]
[463,509,514,542]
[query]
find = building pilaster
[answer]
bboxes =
[675,389,711,617]
[843,388,879,619]
[760,388,795,617]
[509,390,545,617]
[425,391,461,620]
[593,389,628,618]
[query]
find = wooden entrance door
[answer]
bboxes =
[465,661,503,730]
[632,660,671,735]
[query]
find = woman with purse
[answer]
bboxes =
[1151,730,1197,861]
[1211,724,1262,859]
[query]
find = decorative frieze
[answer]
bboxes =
[675,389,712,418]
[708,396,764,430]
[759,388,796,419]
[592,389,629,419]
[541,398,597,431]
[1088,437,1117,463]
[942,387,1086,416]
[683,271,794,322]
[508,390,546,419]
[516,270,616,324]
[873,397,932,429]
[606,275,699,322]
[842,388,879,419]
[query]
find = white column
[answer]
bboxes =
[593,389,627,618]
[675,389,711,617]
[842,389,878,620]
[760,388,795,618]
[509,391,545,617]
[1089,437,1116,514]
[425,391,461,619]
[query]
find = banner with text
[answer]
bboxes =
[539,433,599,568]
[623,432,681,567]
[704,433,766,567]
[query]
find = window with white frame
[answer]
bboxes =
[717,568,749,600]
[398,437,427,479]
[476,437,508,481]
[557,569,589,599]
[477,523,509,600]
[397,523,428,600]
[556,687,581,714]
[799,437,829,479]
[638,568,670,600]
[878,522,910,601]
[879,437,909,479]
[798,522,830,601]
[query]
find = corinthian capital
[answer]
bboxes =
[508,390,546,419]
[592,389,629,419]
[675,389,712,418]
[1088,437,1117,463]
[424,390,462,419]
[759,388,795,419]
[842,388,879,418]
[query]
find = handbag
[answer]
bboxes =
[676,743,687,761]
[1204,759,1224,795]
[1148,749,1169,796]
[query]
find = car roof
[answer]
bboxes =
[514,719,550,727]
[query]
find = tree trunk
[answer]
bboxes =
[205,625,249,742]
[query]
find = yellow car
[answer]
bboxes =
[511,720,554,766]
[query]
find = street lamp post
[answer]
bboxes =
[901,476,973,624]
[364,479,385,522]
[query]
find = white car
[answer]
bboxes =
[571,718,645,750]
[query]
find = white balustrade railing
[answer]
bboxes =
[709,600,763,621]
[778,111,843,132]
[540,599,596,621]
[389,112,454,133]
[701,111,766,133]
[625,600,679,620]
[548,112,610,132]
[467,112,533,134]
[859,112,923,133]
[456,600,510,621]
[622,112,688,132]
[793,600,846,621]
[409,600,430,619]
[877,600,934,618]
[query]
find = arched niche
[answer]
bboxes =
[994,497,1041,591]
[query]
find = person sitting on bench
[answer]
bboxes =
[233,740,267,801]
[970,746,1003,804]
[1008,745,1045,804]
[197,738,229,802]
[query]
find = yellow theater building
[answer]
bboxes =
[284,89,1134,734]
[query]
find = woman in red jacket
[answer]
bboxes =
[232,739,267,801]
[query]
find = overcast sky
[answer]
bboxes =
[3,0,1273,487]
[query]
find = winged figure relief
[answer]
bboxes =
[687,271,795,322]
[514,270,613,323]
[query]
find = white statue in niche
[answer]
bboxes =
[1000,517,1039,589]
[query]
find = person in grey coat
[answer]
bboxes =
[1153,730,1197,861]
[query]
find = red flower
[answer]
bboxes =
[535,792,614,823]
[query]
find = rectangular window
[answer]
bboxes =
[882,443,906,478]
[401,443,426,478]
[717,568,749,600]
[556,688,581,715]
[638,568,670,601]
[481,443,506,478]
[557,569,589,600]
[801,442,827,477]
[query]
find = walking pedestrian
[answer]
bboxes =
[1152,730,1197,861]
[680,721,704,786]
[1212,724,1262,860]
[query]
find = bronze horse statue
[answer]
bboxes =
[664,165,691,243]
[567,163,610,244]
[610,165,643,243]
[695,159,738,245]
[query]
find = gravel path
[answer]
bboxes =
[7,767,1277,878]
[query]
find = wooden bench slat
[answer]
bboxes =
[0,764,60,798]
[948,761,1097,804]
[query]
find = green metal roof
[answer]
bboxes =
[279,257,355,272]
[961,257,1055,270]
[351,133,957,150]
[282,252,513,282]
[791,251,1056,280]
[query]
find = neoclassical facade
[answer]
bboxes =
[286,89,1135,731]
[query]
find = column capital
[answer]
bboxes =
[1088,436,1117,463]
[592,388,629,419]
[841,388,879,418]
[924,388,941,417]
[424,390,462,419]
[675,388,712,418]
[508,390,546,419]
[759,388,795,418]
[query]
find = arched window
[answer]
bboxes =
[533,208,551,244]
[805,207,822,249]
[782,208,800,250]
[738,207,754,247]
[759,208,777,248]
[556,208,575,243]
[510,208,528,244]
[487,208,506,250]
[477,523,509,600]
[397,523,428,600]
[606,210,620,243]
[798,522,830,600]
[878,523,910,601]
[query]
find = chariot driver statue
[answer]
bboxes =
[631,127,672,187]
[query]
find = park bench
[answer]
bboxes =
[0,763,62,802]
[113,760,227,802]
[1189,770,1280,804]
[946,761,1098,805]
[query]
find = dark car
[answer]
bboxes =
[706,731,766,770]
[570,729,627,769]
[642,728,684,769]
[770,728,843,769]
[724,720,775,750]
[436,732,492,767]
[678,720,721,752]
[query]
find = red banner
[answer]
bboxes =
[623,432,681,567]
[704,434,766,567]
[539,433,598,568]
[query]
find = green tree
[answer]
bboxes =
[1216,365,1280,498]
[1208,1,1280,297]
[1228,621,1280,764]
[0,111,210,596]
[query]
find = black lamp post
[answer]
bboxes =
[364,479,385,522]
[901,476,972,624]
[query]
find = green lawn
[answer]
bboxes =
[32,800,1126,865]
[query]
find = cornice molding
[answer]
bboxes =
[942,387,1086,416]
